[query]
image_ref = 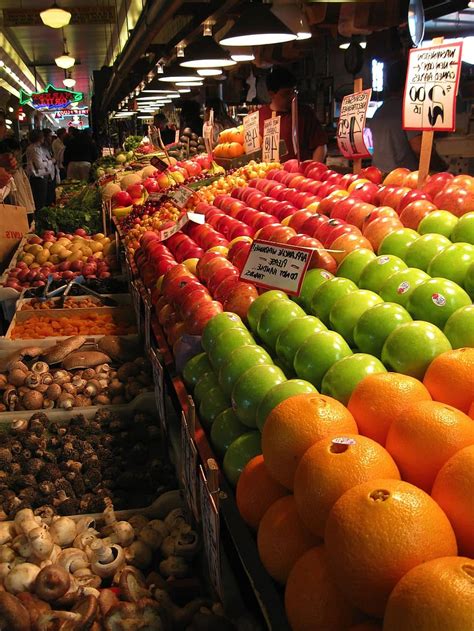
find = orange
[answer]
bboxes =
[257,495,319,584]
[384,556,474,631]
[228,142,244,158]
[294,434,400,537]
[324,478,457,617]
[423,348,474,414]
[284,546,356,631]
[349,624,381,631]
[348,372,431,445]
[236,455,288,530]
[469,401,474,419]
[262,393,358,490]
[385,400,474,492]
[432,445,474,557]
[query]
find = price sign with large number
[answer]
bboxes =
[262,116,280,162]
[337,89,372,159]
[199,465,223,599]
[403,42,463,132]
[181,413,199,521]
[243,111,260,154]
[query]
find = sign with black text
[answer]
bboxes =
[150,156,170,172]
[243,111,260,154]
[171,187,194,209]
[263,116,280,162]
[403,42,463,132]
[239,239,312,296]
[158,213,189,241]
[337,89,372,159]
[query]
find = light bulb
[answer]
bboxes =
[40,5,71,29]
[55,54,75,69]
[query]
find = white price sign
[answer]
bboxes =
[199,465,223,599]
[158,213,189,241]
[403,42,463,132]
[337,89,372,159]
[171,186,194,209]
[243,111,260,154]
[181,413,199,521]
[262,116,280,162]
[239,238,312,296]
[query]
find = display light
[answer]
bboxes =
[197,68,223,76]
[271,1,312,40]
[55,40,75,69]
[219,3,297,47]
[40,2,71,29]
[158,65,201,82]
[142,89,179,94]
[180,37,236,68]
[174,81,203,87]
[178,88,191,93]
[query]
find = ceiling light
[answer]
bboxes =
[271,1,311,40]
[8,107,13,113]
[138,115,153,119]
[177,44,185,58]
[178,88,191,93]
[180,37,236,68]
[175,81,203,87]
[229,48,255,62]
[63,73,76,88]
[219,4,297,47]
[197,68,222,76]
[158,66,201,82]
[55,39,75,69]
[339,42,350,49]
[166,94,181,98]
[40,2,71,29]
[143,89,179,94]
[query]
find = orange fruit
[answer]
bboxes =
[423,348,474,414]
[257,495,319,584]
[385,400,474,492]
[236,455,288,530]
[347,372,431,445]
[284,546,356,631]
[432,445,474,557]
[262,393,358,490]
[228,142,244,158]
[349,624,382,631]
[384,556,474,631]
[324,478,458,617]
[469,401,474,419]
[294,434,400,537]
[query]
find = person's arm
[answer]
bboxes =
[312,145,327,162]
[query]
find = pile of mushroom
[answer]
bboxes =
[0,503,235,630]
[0,409,175,519]
[0,337,153,412]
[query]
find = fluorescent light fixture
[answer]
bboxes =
[197,68,223,76]
[178,88,191,93]
[180,37,236,68]
[166,94,181,98]
[40,3,71,29]
[271,1,311,40]
[55,53,75,69]
[219,4,297,47]
[175,81,203,87]
[158,65,201,82]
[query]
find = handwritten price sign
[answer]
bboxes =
[403,42,463,132]
[243,111,260,154]
[262,116,280,162]
[337,89,372,159]
[158,213,189,241]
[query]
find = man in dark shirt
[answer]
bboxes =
[259,66,327,162]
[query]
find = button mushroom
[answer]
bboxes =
[4,562,41,594]
[90,540,125,578]
[57,548,89,574]
[104,599,163,631]
[49,517,77,547]
[159,556,190,579]
[34,564,71,602]
[119,566,150,602]
[124,541,152,571]
[28,526,54,561]
[0,592,31,631]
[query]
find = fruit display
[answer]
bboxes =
[213,126,245,159]
[10,312,136,340]
[20,296,112,310]
[36,184,103,236]
[174,126,206,157]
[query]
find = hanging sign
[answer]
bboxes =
[403,42,463,132]
[239,239,312,296]
[262,115,281,162]
[337,88,372,159]
[20,84,83,110]
[150,156,169,172]
[243,111,260,154]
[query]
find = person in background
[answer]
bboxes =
[179,100,203,136]
[205,97,237,144]
[64,129,98,181]
[26,129,55,211]
[0,112,14,195]
[52,128,67,180]
[42,128,53,156]
[151,113,175,146]
[258,66,327,162]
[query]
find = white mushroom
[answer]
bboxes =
[73,528,98,552]
[90,540,125,578]
[14,508,41,536]
[0,523,15,546]
[0,562,12,582]
[124,541,153,570]
[49,516,76,547]
[28,526,54,561]
[12,534,32,559]
[57,548,89,573]
[4,562,40,594]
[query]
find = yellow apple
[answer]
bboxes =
[208,245,229,256]
[228,236,253,248]
[183,258,199,274]
[348,178,370,192]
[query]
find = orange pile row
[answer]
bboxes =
[213,125,246,159]
[21,297,101,310]
[11,313,136,339]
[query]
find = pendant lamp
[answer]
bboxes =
[197,68,223,76]
[158,65,200,83]
[180,37,236,68]
[219,3,297,47]
[55,40,75,69]
[271,1,312,40]
[63,73,76,88]
[40,2,71,29]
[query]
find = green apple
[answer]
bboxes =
[210,408,247,456]
[379,268,431,307]
[256,379,317,431]
[194,372,220,403]
[201,311,246,352]
[444,305,474,349]
[451,212,474,244]
[231,364,286,427]
[407,278,471,329]
[247,290,287,333]
[293,331,352,389]
[359,255,407,293]
[183,352,212,389]
[218,345,273,396]
[404,234,451,271]
[354,302,413,357]
[427,243,474,286]
[199,386,229,428]
[465,262,474,299]
[381,321,452,379]
[295,268,334,309]
[336,248,376,284]
[329,289,383,347]
[208,327,255,371]
[273,356,297,379]
[321,353,387,405]
[275,316,327,368]
[418,210,459,238]
[378,228,419,258]
[257,299,305,349]
[310,277,358,325]
[223,431,262,487]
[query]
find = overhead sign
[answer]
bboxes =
[20,84,83,111]
[243,111,260,154]
[403,42,463,132]
[337,88,372,159]
[55,107,89,118]
[239,239,312,296]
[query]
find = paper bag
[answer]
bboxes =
[0,202,29,267]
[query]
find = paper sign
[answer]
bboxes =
[150,156,169,172]
[199,465,223,599]
[263,116,280,162]
[243,111,260,154]
[150,347,166,436]
[403,42,463,132]
[181,413,199,521]
[291,93,300,162]
[187,211,206,224]
[171,187,194,209]
[130,281,142,333]
[239,239,312,296]
[337,89,372,159]
[158,213,189,241]
[148,192,165,203]
[143,292,152,352]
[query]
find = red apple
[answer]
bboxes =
[231,242,252,271]
[283,159,302,173]
[330,196,362,221]
[400,200,437,229]
[331,233,373,264]
[254,223,282,240]
[361,206,399,232]
[273,202,298,221]
[253,214,278,231]
[304,162,327,179]
[301,214,330,238]
[363,217,403,250]
[127,183,145,200]
[214,275,241,303]
[323,223,361,249]
[349,181,379,204]
[383,187,412,211]
[223,283,259,321]
[288,209,314,232]
[196,251,224,282]
[266,226,297,243]
[228,222,254,240]
[143,178,160,193]
[383,167,411,186]
[208,266,239,295]
[359,166,383,185]
[345,202,376,229]
[315,218,346,244]
[111,191,133,208]
[179,288,213,320]
[397,189,433,214]
[185,300,223,335]
[433,185,474,217]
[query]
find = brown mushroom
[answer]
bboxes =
[41,336,87,365]
[98,336,137,362]
[34,564,71,602]
[60,595,98,631]
[62,352,112,371]
[9,369,28,387]
[17,593,51,629]
[104,599,163,631]
[98,589,120,618]
[0,591,31,631]
[21,391,44,411]
[119,567,150,602]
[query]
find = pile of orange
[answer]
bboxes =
[213,125,246,159]
[235,347,474,630]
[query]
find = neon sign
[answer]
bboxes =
[19,84,83,110]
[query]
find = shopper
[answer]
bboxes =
[52,128,68,180]
[42,128,54,156]
[179,100,203,136]
[151,113,175,145]
[205,97,237,144]
[26,129,55,211]
[258,66,327,162]
[0,132,35,214]
[64,129,98,181]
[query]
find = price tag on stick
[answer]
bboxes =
[337,88,372,160]
[243,111,260,153]
[199,462,223,600]
[263,115,280,162]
